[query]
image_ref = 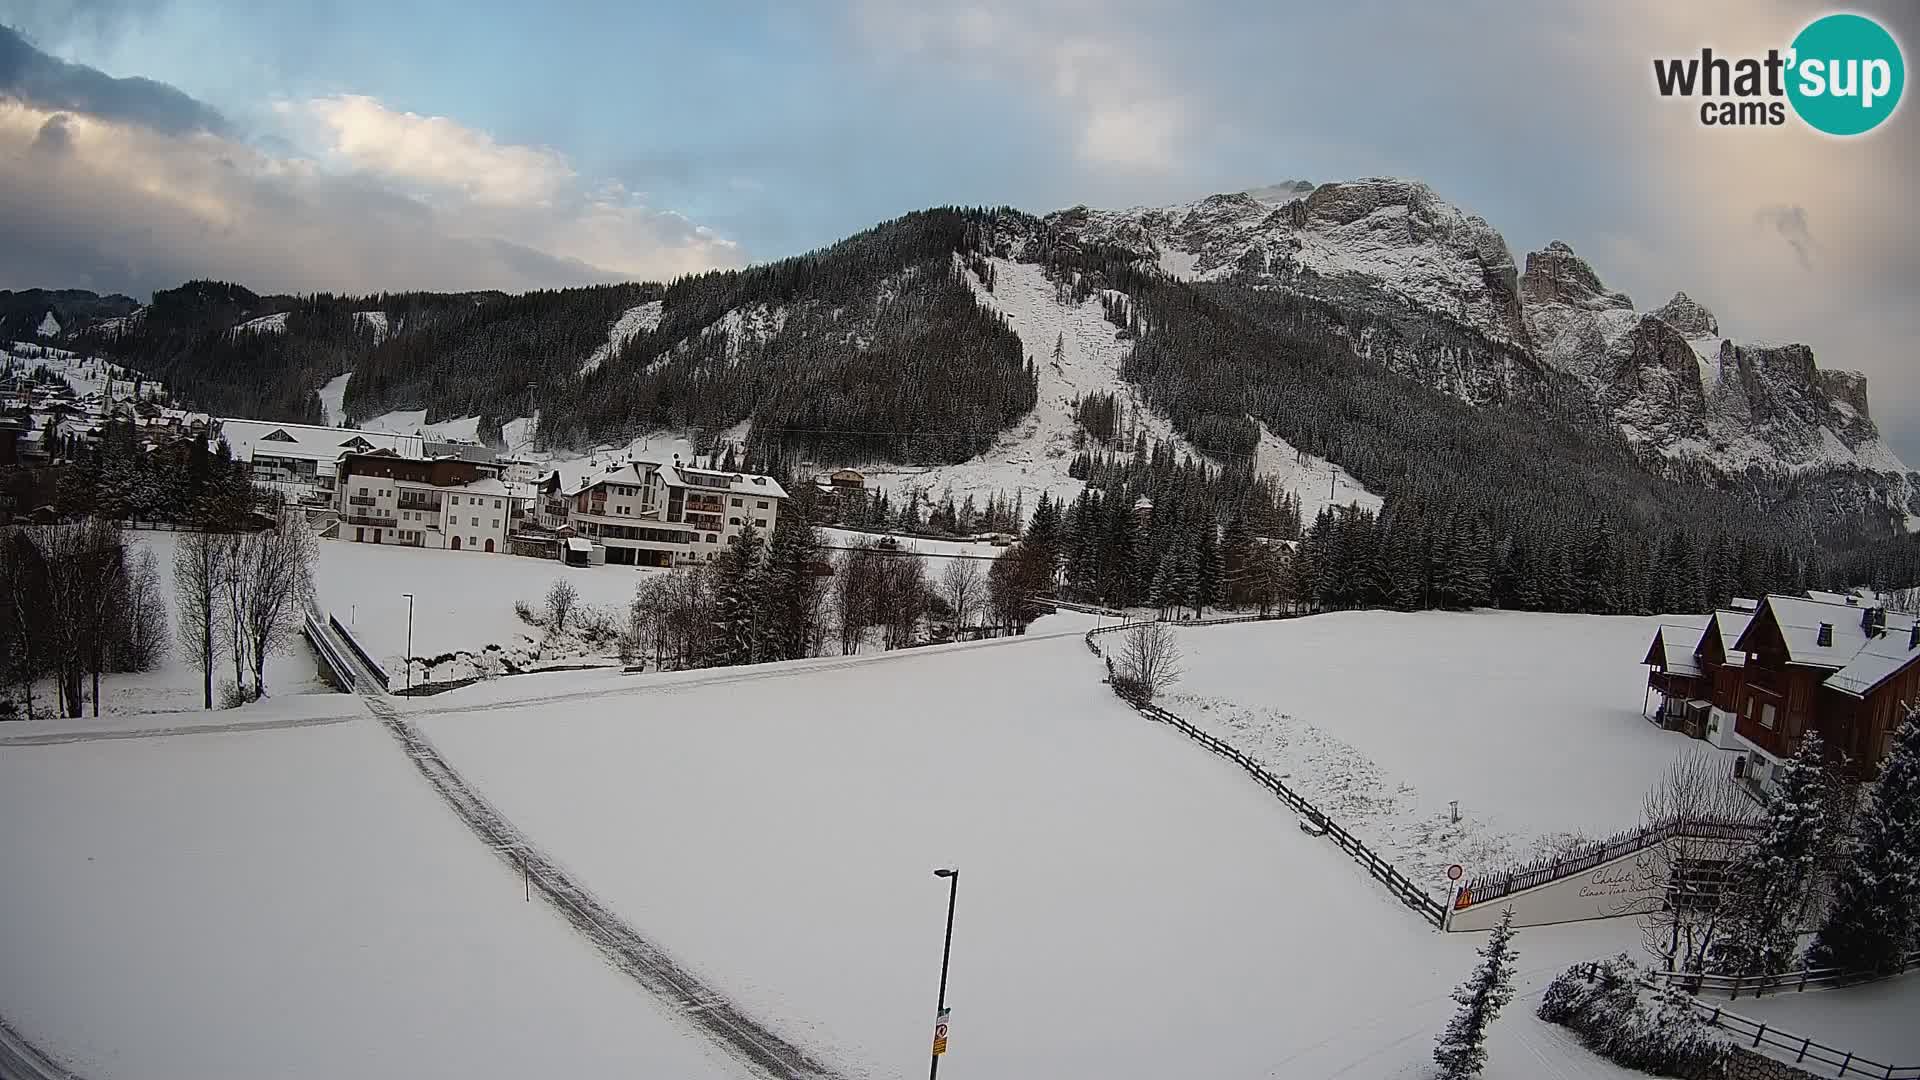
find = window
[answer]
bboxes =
[451,496,459,505]
[494,499,501,509]
[729,517,741,526]
[471,516,479,526]
[757,501,768,509]
[731,497,742,507]
[1760,704,1777,730]
[755,519,767,529]
[358,486,368,495]
[706,534,716,544]
[469,537,477,547]
[491,519,499,528]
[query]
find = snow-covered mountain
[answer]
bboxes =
[1048,178,1916,513]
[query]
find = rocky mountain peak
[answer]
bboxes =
[1652,291,1719,337]
[1519,240,1633,312]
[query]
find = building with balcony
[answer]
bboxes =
[333,451,526,551]
[220,419,425,504]
[541,455,787,567]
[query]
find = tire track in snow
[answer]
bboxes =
[359,691,850,1080]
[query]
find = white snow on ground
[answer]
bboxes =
[578,300,664,376]
[361,409,483,444]
[1167,610,1728,893]
[233,311,289,334]
[501,415,537,454]
[311,539,657,679]
[353,309,391,342]
[417,629,1649,1079]
[817,526,1004,580]
[5,345,154,401]
[0,713,752,1080]
[35,311,59,337]
[860,256,1200,515]
[1253,420,1384,517]
[1729,975,1920,1067]
[317,371,352,427]
[15,530,327,721]
[1156,245,1200,281]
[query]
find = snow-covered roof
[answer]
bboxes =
[1729,597,1759,612]
[1704,610,1754,668]
[220,418,423,465]
[1825,626,1920,698]
[566,537,593,553]
[1653,624,1704,676]
[1745,595,1918,671]
[663,463,789,500]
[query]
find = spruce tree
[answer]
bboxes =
[760,513,820,661]
[1808,709,1920,974]
[1193,519,1221,617]
[1707,734,1832,976]
[710,522,766,667]
[1434,907,1520,1079]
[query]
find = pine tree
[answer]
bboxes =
[1220,510,1253,608]
[1192,519,1221,617]
[709,522,766,667]
[1434,908,1520,1079]
[1808,709,1920,974]
[1707,734,1832,976]
[760,513,821,661]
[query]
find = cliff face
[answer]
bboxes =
[1051,183,1914,518]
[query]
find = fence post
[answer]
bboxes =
[1709,1006,1721,1025]
[1752,1023,1765,1048]
[1797,1036,1810,1063]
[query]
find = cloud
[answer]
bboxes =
[0,22,225,134]
[286,94,574,207]
[1753,204,1815,270]
[852,0,1188,172]
[0,30,744,298]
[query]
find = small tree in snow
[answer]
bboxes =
[1433,907,1519,1079]
[1808,706,1920,974]
[1115,621,1181,703]
[1637,751,1757,974]
[1706,733,1832,977]
[545,577,579,634]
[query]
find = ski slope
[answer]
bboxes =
[578,300,664,376]
[416,629,1646,1079]
[0,712,752,1080]
[317,372,352,427]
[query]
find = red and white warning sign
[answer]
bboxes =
[931,1007,951,1056]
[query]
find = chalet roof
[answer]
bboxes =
[1739,595,1919,671]
[1653,624,1704,676]
[1825,627,1920,698]
[220,418,422,464]
[1704,609,1754,668]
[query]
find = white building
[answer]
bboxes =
[334,451,526,551]
[546,457,788,567]
[219,419,424,504]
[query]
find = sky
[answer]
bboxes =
[1,0,1916,458]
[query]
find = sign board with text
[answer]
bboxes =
[932,1007,950,1056]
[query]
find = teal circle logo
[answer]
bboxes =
[1787,13,1904,135]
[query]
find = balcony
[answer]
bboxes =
[345,513,393,527]
[348,495,378,507]
[397,498,441,512]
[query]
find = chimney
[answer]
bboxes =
[1863,606,1887,636]
[1816,623,1833,647]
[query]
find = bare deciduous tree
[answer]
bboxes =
[1637,751,1760,976]
[1116,621,1183,702]
[546,577,579,633]
[116,547,170,672]
[237,514,317,698]
[174,530,228,710]
[942,558,983,635]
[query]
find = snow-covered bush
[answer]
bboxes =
[513,599,541,627]
[1537,955,1728,1079]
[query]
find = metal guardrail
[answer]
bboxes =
[321,609,389,692]
[1643,951,1920,1000]
[301,607,361,693]
[1651,983,1920,1079]
[1084,614,1447,927]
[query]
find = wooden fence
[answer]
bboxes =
[1654,987,1919,1079]
[1085,617,1447,927]
[1643,951,1920,1001]
[1457,816,1762,910]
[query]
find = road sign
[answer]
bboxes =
[1446,864,1464,882]
[932,1007,950,1056]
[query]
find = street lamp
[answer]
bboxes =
[400,592,415,693]
[929,867,959,1080]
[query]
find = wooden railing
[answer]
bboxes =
[1457,817,1761,910]
[1643,951,1920,1000]
[1654,986,1919,1078]
[1084,615,1446,927]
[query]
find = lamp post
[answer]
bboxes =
[929,867,959,1080]
[400,592,414,693]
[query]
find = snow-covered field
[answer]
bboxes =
[0,710,750,1080]
[311,539,654,677]
[414,629,1645,1079]
[1167,610,1727,893]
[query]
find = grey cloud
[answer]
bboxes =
[1754,204,1815,270]
[0,22,226,134]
